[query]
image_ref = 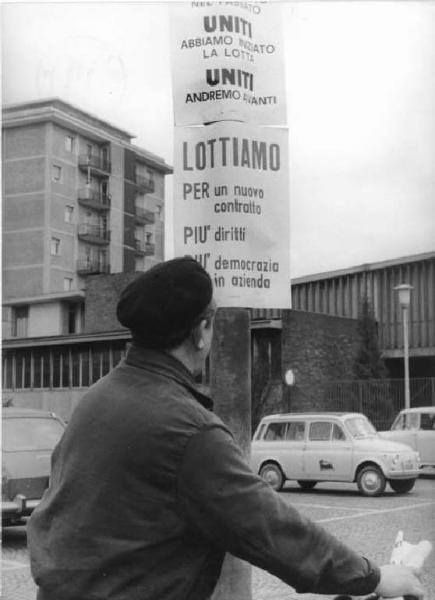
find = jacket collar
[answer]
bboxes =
[124,343,213,411]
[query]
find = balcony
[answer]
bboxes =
[78,154,111,177]
[135,174,155,194]
[78,187,111,212]
[134,206,155,225]
[77,260,110,276]
[77,224,110,245]
[134,239,155,256]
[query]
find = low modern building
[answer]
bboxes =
[4,252,434,424]
[1,271,365,424]
[2,98,172,341]
[290,251,435,378]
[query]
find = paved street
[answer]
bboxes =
[251,474,435,599]
[2,475,435,600]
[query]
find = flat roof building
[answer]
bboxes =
[290,251,435,377]
[2,98,172,341]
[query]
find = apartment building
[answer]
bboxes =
[2,98,172,341]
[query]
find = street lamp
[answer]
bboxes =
[394,284,413,410]
[284,369,295,411]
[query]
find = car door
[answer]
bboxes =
[261,421,305,480]
[279,420,306,480]
[303,420,353,481]
[416,412,435,466]
[390,412,419,450]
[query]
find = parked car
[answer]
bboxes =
[251,412,420,496]
[2,407,66,526]
[378,406,435,469]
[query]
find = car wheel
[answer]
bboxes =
[389,478,416,494]
[357,465,386,496]
[259,463,284,491]
[297,480,317,490]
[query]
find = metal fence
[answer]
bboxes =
[291,377,435,430]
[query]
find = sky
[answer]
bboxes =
[2,0,435,278]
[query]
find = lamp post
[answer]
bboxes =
[394,284,413,410]
[284,369,295,411]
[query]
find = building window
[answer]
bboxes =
[86,144,93,157]
[52,165,62,182]
[146,232,153,243]
[63,302,80,334]
[51,237,61,255]
[67,305,76,334]
[63,277,73,291]
[65,135,75,152]
[12,305,29,337]
[65,205,74,223]
[15,350,32,388]
[2,342,128,391]
[101,146,109,165]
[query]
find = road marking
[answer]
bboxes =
[292,502,378,512]
[315,501,435,523]
[2,559,30,571]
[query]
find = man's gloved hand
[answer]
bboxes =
[374,563,425,599]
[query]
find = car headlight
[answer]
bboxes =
[387,454,403,470]
[391,454,401,466]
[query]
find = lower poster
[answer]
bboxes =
[173,121,290,309]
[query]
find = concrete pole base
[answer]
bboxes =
[210,308,252,600]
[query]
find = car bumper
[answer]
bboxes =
[386,470,419,480]
[2,495,40,520]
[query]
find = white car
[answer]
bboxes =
[251,412,420,496]
[378,407,435,469]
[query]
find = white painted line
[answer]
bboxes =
[1,559,30,571]
[316,510,384,524]
[291,502,378,512]
[316,501,435,524]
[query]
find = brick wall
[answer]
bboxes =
[3,193,45,229]
[2,267,44,300]
[251,310,359,424]
[84,277,360,416]
[84,272,139,333]
[281,309,359,412]
[4,157,45,194]
[3,123,47,158]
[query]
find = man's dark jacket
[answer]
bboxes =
[28,344,380,600]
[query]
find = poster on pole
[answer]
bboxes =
[173,121,290,308]
[170,2,286,126]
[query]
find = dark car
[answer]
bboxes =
[2,407,66,526]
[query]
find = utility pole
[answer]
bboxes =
[210,308,252,600]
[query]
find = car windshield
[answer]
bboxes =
[346,416,377,439]
[3,417,64,452]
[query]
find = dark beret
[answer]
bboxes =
[116,257,213,349]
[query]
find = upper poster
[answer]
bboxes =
[170,2,287,126]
